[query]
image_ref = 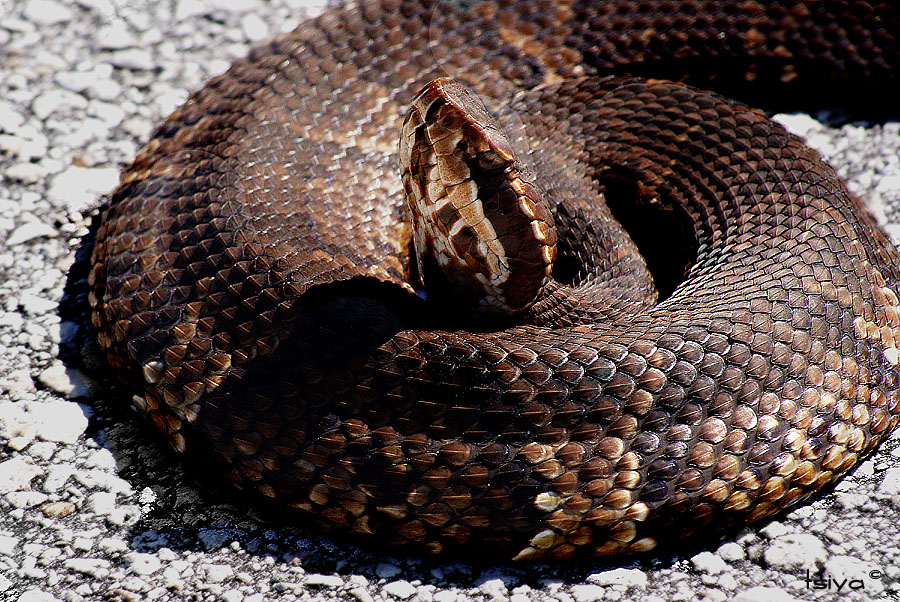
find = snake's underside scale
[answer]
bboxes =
[88,0,900,559]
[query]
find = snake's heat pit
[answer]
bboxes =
[87,0,900,560]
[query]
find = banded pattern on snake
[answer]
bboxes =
[87,0,900,559]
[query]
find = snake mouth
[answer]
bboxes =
[594,166,699,303]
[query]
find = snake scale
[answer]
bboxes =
[88,0,900,560]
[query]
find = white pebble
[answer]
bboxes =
[305,574,343,587]
[126,552,162,576]
[31,89,88,120]
[0,130,49,160]
[98,537,130,554]
[110,49,155,70]
[163,566,184,589]
[878,467,900,495]
[478,578,508,599]
[0,400,37,451]
[3,17,35,33]
[152,85,189,116]
[350,587,374,602]
[570,584,605,602]
[58,117,115,148]
[96,22,136,49]
[835,491,867,510]
[121,116,153,139]
[72,537,93,551]
[55,71,100,94]
[241,14,270,41]
[85,449,116,470]
[5,163,52,185]
[205,564,234,583]
[691,551,728,575]
[174,0,208,20]
[89,78,124,102]
[42,464,74,493]
[0,101,26,132]
[0,368,35,397]
[853,460,875,478]
[759,521,789,539]
[877,174,900,196]
[22,0,73,25]
[87,101,126,128]
[704,584,731,600]
[763,533,826,570]
[15,590,62,602]
[717,542,746,562]
[0,535,19,556]
[221,590,244,602]
[37,363,90,399]
[107,504,140,526]
[7,491,48,508]
[19,292,57,316]
[0,457,42,493]
[772,113,822,138]
[383,580,416,599]
[87,491,117,514]
[46,165,120,214]
[27,399,90,442]
[63,558,111,579]
[586,567,648,588]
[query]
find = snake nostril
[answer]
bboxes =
[598,168,698,303]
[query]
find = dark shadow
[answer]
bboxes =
[595,166,698,303]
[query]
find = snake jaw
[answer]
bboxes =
[400,78,557,317]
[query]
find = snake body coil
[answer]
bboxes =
[88,0,900,559]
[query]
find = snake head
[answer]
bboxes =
[399,77,557,319]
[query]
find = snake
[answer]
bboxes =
[87,0,900,560]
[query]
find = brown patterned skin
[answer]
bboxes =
[88,0,900,560]
[400,78,560,317]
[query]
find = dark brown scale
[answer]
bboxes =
[87,0,900,560]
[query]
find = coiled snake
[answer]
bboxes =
[88,0,900,559]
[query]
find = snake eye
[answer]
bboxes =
[476,150,509,172]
